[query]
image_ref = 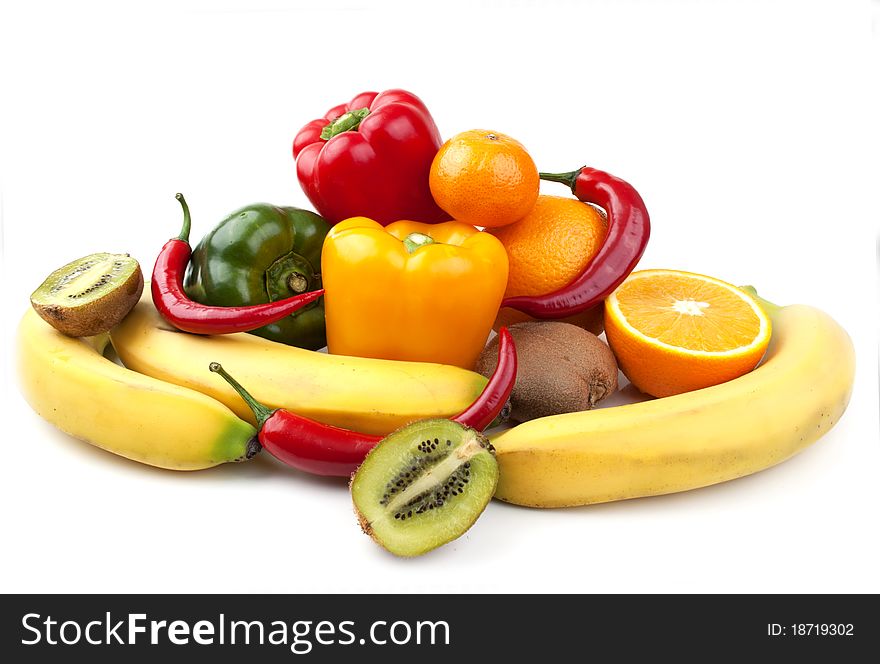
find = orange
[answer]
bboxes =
[429,129,539,228]
[490,195,607,298]
[604,269,772,397]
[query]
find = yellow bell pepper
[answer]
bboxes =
[321,217,509,369]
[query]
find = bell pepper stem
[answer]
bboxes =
[321,108,370,140]
[539,169,583,196]
[403,232,435,254]
[174,193,192,243]
[209,362,273,427]
[288,273,309,294]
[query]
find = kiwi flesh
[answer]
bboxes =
[351,419,499,557]
[30,252,144,337]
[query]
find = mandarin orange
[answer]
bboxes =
[491,195,607,298]
[429,129,539,228]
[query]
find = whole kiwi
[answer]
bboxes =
[476,321,618,422]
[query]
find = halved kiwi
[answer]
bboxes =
[30,252,144,337]
[351,419,499,557]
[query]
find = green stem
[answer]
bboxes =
[539,169,580,194]
[739,285,782,317]
[402,232,435,254]
[209,362,273,427]
[320,108,370,140]
[175,193,191,243]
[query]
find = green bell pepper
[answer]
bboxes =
[184,204,330,350]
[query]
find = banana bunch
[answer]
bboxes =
[491,295,856,507]
[18,287,855,503]
[108,293,487,436]
[16,309,258,471]
[18,292,488,469]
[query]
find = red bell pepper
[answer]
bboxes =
[293,89,449,225]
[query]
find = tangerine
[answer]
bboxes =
[429,129,539,228]
[491,195,607,298]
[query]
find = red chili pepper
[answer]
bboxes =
[501,167,650,318]
[151,193,324,335]
[208,328,517,477]
[293,89,449,225]
[450,328,517,431]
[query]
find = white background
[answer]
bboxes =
[1,0,878,593]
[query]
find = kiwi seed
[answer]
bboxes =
[351,419,498,557]
[30,252,144,337]
[476,321,619,422]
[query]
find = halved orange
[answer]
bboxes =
[604,270,772,397]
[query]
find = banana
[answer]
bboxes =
[491,294,855,507]
[17,309,258,470]
[109,292,488,435]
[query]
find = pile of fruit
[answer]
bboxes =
[17,89,856,557]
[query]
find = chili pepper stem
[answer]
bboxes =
[209,362,274,427]
[538,169,582,195]
[174,193,192,243]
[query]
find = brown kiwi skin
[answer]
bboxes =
[356,509,375,540]
[31,262,144,337]
[476,321,619,422]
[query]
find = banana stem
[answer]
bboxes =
[739,285,783,317]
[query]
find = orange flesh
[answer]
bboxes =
[614,275,763,352]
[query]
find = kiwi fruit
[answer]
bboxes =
[30,252,144,337]
[476,321,619,422]
[351,419,498,557]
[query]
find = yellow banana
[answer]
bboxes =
[17,309,258,470]
[109,292,488,435]
[491,294,855,507]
